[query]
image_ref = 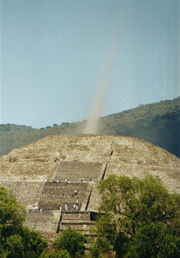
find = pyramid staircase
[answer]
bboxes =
[59,211,96,249]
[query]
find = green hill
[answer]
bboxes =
[0,97,180,157]
[99,97,180,157]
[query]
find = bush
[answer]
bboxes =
[53,228,86,257]
[90,238,112,258]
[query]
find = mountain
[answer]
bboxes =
[0,97,180,157]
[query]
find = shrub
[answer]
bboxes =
[53,228,86,257]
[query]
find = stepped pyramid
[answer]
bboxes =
[0,134,180,242]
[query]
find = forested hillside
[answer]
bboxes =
[99,97,180,157]
[0,97,179,157]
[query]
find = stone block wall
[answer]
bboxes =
[0,181,45,207]
[38,182,90,211]
[25,210,60,233]
[55,161,102,182]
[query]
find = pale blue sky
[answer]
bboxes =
[1,0,180,128]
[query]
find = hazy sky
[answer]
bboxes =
[1,0,180,128]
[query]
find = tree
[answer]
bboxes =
[95,175,180,258]
[90,237,113,258]
[0,186,25,256]
[53,227,86,257]
[21,226,47,257]
[0,186,47,257]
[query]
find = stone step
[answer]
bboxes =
[85,243,93,250]
[61,211,90,221]
[59,229,96,238]
[61,220,94,225]
[59,222,95,234]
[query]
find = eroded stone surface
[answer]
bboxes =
[0,134,180,235]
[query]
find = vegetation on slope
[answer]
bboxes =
[0,97,179,157]
[99,97,180,157]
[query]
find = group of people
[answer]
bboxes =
[71,189,78,197]
[29,206,49,213]
[52,178,87,183]
[65,178,71,183]
[52,179,71,183]
[57,188,80,213]
[54,179,61,183]
[29,205,39,211]
[59,199,79,213]
[73,200,79,210]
